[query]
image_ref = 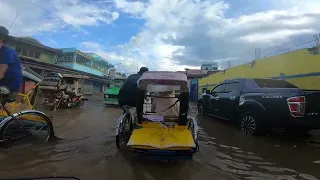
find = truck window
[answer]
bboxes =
[225,82,240,92]
[211,84,226,93]
[253,79,298,88]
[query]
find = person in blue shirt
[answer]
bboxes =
[0,26,22,98]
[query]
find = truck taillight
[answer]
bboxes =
[287,96,305,117]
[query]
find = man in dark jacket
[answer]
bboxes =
[118,67,149,108]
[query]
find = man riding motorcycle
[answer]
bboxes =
[0,26,23,99]
[118,67,149,108]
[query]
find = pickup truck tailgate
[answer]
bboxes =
[304,90,320,117]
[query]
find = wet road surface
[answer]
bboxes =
[0,98,319,180]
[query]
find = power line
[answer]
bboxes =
[25,0,82,31]
[132,38,152,61]
[67,0,97,27]
[9,12,20,30]
[91,0,115,20]
[262,39,315,58]
[27,0,151,69]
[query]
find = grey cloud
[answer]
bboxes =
[159,10,320,69]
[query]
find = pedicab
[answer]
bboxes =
[116,71,199,160]
[39,72,88,111]
[0,65,54,145]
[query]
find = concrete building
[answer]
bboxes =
[6,36,59,64]
[55,48,116,94]
[6,36,110,95]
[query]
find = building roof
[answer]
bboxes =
[7,36,61,54]
[20,57,110,83]
[22,65,43,82]
[86,52,114,67]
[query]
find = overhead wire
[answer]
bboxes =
[25,0,82,31]
[131,38,152,61]
[91,0,115,20]
[67,0,97,27]
[26,0,152,65]
[262,39,316,58]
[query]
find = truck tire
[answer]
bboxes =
[238,112,263,135]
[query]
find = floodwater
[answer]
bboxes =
[0,97,319,180]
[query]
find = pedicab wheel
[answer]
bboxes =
[79,100,84,108]
[198,103,204,116]
[0,111,54,145]
[51,103,57,111]
[116,114,131,149]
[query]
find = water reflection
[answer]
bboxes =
[197,109,320,179]
[0,102,319,180]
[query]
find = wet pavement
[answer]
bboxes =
[0,97,319,180]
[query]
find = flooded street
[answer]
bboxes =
[0,98,319,180]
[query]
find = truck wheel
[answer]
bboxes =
[238,112,262,135]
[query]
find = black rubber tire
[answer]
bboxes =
[79,100,84,108]
[116,114,131,149]
[0,111,54,144]
[198,103,205,116]
[51,103,57,111]
[238,112,263,135]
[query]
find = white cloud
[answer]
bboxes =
[2,0,320,73]
[113,0,145,15]
[116,0,320,70]
[0,0,119,36]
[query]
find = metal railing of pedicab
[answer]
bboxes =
[0,82,53,139]
[0,82,41,117]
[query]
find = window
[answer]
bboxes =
[253,79,297,88]
[34,52,41,59]
[212,84,226,93]
[28,50,35,58]
[225,82,240,92]
[21,49,28,56]
[15,48,22,55]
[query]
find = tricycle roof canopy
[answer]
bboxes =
[137,71,188,92]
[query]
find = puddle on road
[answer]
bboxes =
[0,101,319,179]
[197,113,320,179]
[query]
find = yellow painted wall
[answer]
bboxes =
[199,48,320,94]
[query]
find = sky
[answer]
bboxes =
[1,0,320,74]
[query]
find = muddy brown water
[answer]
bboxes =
[0,99,319,180]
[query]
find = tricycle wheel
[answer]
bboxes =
[116,114,132,149]
[79,100,84,108]
[51,103,57,111]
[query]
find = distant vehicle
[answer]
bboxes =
[104,77,126,105]
[39,72,88,111]
[198,78,320,135]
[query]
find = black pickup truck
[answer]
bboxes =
[198,78,320,135]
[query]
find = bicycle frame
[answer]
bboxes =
[115,105,136,136]
[0,83,40,116]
